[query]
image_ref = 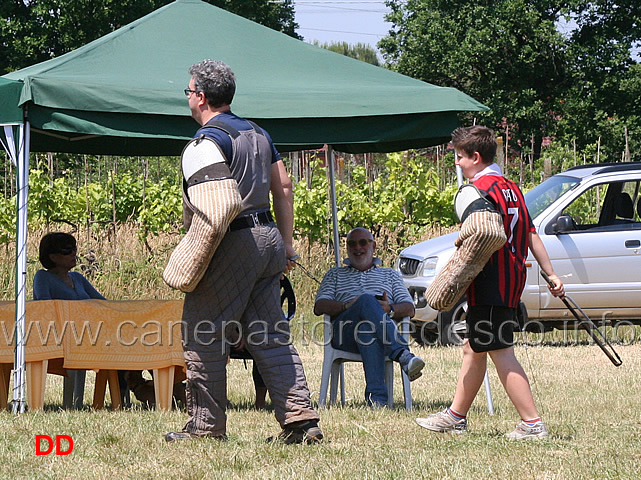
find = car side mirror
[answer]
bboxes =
[554,215,575,234]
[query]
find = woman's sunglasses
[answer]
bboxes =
[347,238,373,248]
[57,246,77,255]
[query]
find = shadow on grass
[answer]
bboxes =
[312,398,451,412]
[403,399,451,412]
[228,399,274,412]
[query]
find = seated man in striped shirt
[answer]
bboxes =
[314,227,425,407]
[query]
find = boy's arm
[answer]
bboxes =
[529,231,564,297]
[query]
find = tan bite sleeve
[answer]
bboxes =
[163,179,242,292]
[424,210,507,311]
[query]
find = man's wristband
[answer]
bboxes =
[388,305,395,318]
[341,301,347,312]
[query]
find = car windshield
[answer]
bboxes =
[524,175,580,219]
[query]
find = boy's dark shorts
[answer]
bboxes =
[466,305,519,353]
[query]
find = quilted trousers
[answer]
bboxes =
[180,223,318,436]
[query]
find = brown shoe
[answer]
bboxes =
[267,420,323,445]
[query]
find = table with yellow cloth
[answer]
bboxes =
[0,299,186,410]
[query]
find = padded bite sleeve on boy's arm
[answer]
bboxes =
[163,179,242,292]
[424,210,507,311]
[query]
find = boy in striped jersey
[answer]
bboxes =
[416,126,564,439]
[314,227,425,407]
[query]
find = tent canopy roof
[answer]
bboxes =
[2,0,487,154]
[0,78,24,125]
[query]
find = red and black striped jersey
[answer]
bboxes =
[467,173,535,308]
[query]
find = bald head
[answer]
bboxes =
[346,227,376,271]
[347,227,374,242]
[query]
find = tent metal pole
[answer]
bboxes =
[327,145,341,267]
[12,120,30,414]
[455,159,464,186]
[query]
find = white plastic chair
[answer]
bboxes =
[318,314,413,410]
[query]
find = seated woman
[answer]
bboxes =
[34,232,104,302]
[33,232,128,409]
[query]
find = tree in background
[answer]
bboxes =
[380,0,568,161]
[313,40,380,66]
[380,0,641,162]
[556,1,641,160]
[0,0,298,74]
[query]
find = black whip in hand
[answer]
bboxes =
[541,271,622,367]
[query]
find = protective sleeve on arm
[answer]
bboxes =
[163,137,243,292]
[424,210,507,311]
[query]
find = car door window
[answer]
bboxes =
[542,178,641,311]
[562,180,641,232]
[562,183,607,230]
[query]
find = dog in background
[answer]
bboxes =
[124,371,186,409]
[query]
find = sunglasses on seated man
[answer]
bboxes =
[347,238,373,248]
[57,246,77,255]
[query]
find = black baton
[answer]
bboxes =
[541,271,622,367]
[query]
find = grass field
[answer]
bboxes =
[1,226,640,479]
[1,341,639,480]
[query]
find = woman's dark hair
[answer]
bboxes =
[39,232,77,270]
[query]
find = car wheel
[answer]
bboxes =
[410,320,439,347]
[438,297,467,346]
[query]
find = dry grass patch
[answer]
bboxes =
[1,343,639,479]
[1,224,639,478]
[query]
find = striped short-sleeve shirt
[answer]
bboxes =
[315,264,412,305]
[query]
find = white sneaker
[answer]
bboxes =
[403,355,425,381]
[505,420,548,440]
[416,410,467,433]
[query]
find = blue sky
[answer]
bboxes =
[294,1,391,49]
[292,2,640,60]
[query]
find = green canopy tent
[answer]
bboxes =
[2,0,486,154]
[0,78,30,412]
[0,0,487,412]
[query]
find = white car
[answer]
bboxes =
[396,162,641,345]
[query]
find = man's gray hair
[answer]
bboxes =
[188,60,236,108]
[347,227,374,241]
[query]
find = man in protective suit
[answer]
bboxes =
[416,126,564,440]
[165,60,321,444]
